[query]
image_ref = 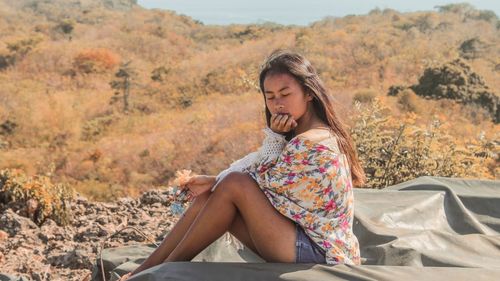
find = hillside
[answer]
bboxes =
[0,2,498,199]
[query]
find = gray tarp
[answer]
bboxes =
[0,274,29,281]
[92,176,500,281]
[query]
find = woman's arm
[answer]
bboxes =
[211,127,288,192]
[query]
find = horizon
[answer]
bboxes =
[137,0,500,25]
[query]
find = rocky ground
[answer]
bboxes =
[0,189,183,281]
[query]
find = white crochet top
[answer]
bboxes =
[211,127,288,192]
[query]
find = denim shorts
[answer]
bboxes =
[295,223,327,263]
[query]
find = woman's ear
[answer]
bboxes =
[306,92,313,102]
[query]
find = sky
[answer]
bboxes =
[137,0,499,25]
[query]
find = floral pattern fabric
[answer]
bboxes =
[246,132,361,265]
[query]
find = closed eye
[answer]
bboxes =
[266,93,290,99]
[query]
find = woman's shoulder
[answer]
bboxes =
[289,128,341,153]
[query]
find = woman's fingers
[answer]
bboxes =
[271,113,281,126]
[279,114,290,130]
[284,116,294,131]
[189,188,196,197]
[179,179,192,192]
[271,113,296,133]
[274,114,285,128]
[271,114,279,130]
[187,184,204,198]
[272,114,280,125]
[183,175,199,188]
[282,117,290,131]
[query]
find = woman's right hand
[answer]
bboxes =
[182,175,216,198]
[270,113,297,134]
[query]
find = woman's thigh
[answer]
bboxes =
[194,190,259,255]
[213,171,297,263]
[227,211,260,255]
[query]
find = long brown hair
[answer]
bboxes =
[258,49,366,187]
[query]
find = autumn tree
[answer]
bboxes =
[56,19,75,40]
[110,61,137,113]
[151,66,170,82]
[0,36,43,70]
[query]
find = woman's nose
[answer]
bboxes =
[276,105,285,112]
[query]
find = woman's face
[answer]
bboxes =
[263,72,313,121]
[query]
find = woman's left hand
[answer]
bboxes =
[182,175,216,198]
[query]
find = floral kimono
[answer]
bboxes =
[245,129,361,265]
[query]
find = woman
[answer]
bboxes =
[120,49,365,280]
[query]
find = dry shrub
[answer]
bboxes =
[353,89,378,103]
[73,48,120,74]
[199,67,254,96]
[72,179,124,202]
[3,91,81,149]
[63,93,263,200]
[196,122,261,177]
[6,36,43,58]
[351,98,497,188]
[0,168,75,225]
[397,88,422,113]
[81,114,118,141]
[0,148,45,176]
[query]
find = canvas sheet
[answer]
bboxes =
[92,176,500,281]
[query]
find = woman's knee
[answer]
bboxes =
[213,172,254,198]
[190,190,211,209]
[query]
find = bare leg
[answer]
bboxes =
[130,190,213,273]
[228,210,260,255]
[132,187,259,274]
[164,172,297,263]
[165,191,260,258]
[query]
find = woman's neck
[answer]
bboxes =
[293,105,329,136]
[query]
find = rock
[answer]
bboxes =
[32,270,50,281]
[140,190,166,205]
[74,224,108,242]
[39,219,70,242]
[100,202,119,212]
[48,248,93,269]
[0,190,178,280]
[26,199,38,219]
[0,209,38,236]
[151,202,162,208]
[96,215,109,225]
[118,197,137,208]
[0,229,8,241]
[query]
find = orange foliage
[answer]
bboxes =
[73,48,120,74]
